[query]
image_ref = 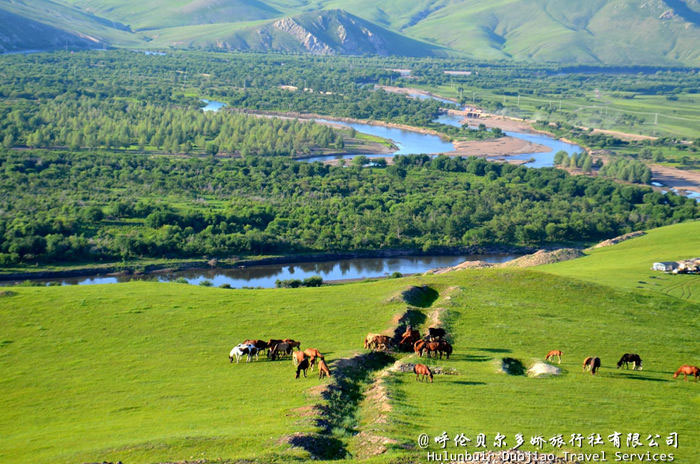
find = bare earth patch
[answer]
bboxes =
[500,249,584,268]
[431,249,584,274]
[651,164,700,194]
[592,231,646,249]
[451,136,550,159]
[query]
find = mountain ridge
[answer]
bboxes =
[1,0,698,65]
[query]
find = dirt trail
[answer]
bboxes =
[285,296,427,459]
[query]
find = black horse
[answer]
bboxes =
[268,342,293,360]
[583,356,601,375]
[295,358,309,378]
[617,353,643,370]
[427,327,447,341]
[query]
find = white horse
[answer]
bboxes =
[229,344,258,363]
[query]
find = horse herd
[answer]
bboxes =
[229,338,331,380]
[547,350,698,380]
[229,330,699,384]
[365,325,451,383]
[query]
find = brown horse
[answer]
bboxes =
[420,342,441,358]
[303,348,324,371]
[283,339,301,350]
[295,358,309,378]
[673,365,699,381]
[243,339,268,352]
[413,363,433,382]
[318,359,332,379]
[366,335,391,351]
[438,340,452,360]
[267,339,283,354]
[414,339,426,354]
[545,350,563,364]
[583,356,601,375]
[399,326,421,348]
[292,350,307,366]
[364,333,381,349]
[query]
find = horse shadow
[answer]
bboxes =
[451,380,486,386]
[460,354,491,363]
[468,347,511,353]
[610,372,669,382]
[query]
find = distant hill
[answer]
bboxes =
[0,8,99,53]
[146,9,445,56]
[1,0,698,65]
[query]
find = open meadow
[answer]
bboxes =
[1,222,698,463]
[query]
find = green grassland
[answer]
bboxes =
[1,222,699,463]
[541,220,700,302]
[384,270,698,461]
[417,83,700,139]
[0,281,407,463]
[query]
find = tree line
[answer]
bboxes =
[1,150,696,266]
[0,96,343,156]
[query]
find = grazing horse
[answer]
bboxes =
[318,359,332,379]
[413,363,433,382]
[420,341,441,358]
[583,356,601,375]
[243,339,268,353]
[303,348,324,371]
[617,353,643,370]
[268,342,293,360]
[428,327,446,341]
[364,333,381,349]
[673,365,699,381]
[366,334,391,351]
[267,339,283,355]
[283,339,301,351]
[545,350,563,364]
[292,350,307,366]
[414,339,426,354]
[295,358,309,378]
[438,340,452,360]
[229,344,257,363]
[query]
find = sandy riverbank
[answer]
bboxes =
[651,165,700,194]
[452,136,551,158]
[240,108,553,162]
[447,109,539,133]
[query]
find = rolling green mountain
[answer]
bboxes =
[0,8,98,52]
[1,0,698,65]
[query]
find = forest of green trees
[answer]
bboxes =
[0,50,697,269]
[0,97,343,156]
[1,150,696,266]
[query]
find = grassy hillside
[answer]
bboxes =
[540,220,700,302]
[0,280,407,463]
[1,223,698,463]
[0,0,143,48]
[0,8,96,53]
[2,0,698,64]
[384,269,699,462]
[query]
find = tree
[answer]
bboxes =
[582,156,593,173]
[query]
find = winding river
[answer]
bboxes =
[33,96,681,288]
[14,254,517,288]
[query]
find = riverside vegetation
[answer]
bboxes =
[0,51,698,271]
[1,151,697,267]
